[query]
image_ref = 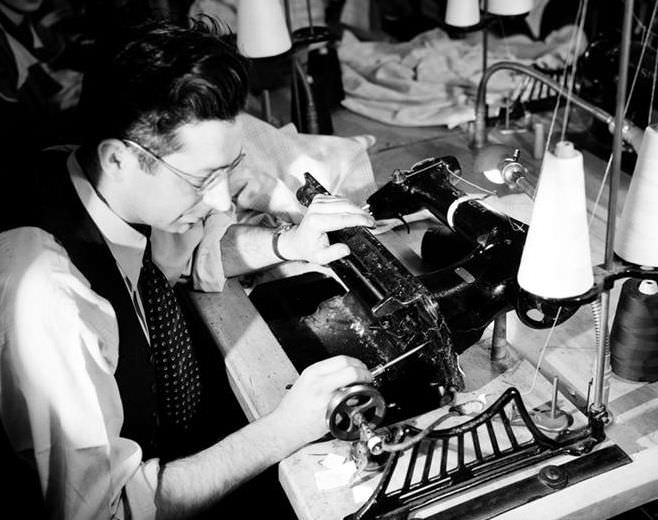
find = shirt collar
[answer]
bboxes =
[67,150,146,290]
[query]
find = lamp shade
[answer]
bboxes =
[237,0,292,58]
[517,141,594,298]
[487,0,534,16]
[614,124,658,267]
[445,0,480,27]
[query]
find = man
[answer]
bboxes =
[0,0,84,154]
[0,20,374,518]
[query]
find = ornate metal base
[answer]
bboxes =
[345,387,627,520]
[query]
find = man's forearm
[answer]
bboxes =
[220,224,284,278]
[155,411,299,518]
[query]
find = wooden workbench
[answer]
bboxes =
[189,109,658,519]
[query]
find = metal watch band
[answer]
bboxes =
[272,223,294,261]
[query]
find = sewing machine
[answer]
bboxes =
[245,149,635,516]
[188,4,658,513]
[249,154,579,425]
[188,117,658,518]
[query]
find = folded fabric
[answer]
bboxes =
[338,25,588,128]
[231,112,377,226]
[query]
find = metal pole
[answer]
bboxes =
[591,0,634,415]
[481,0,489,139]
[607,0,634,269]
[491,313,508,361]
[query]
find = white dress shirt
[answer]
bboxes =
[0,151,204,519]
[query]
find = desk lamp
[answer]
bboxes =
[237,0,292,124]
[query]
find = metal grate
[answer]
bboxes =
[347,387,611,520]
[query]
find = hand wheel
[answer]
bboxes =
[325,384,386,441]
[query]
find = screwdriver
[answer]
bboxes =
[371,340,432,377]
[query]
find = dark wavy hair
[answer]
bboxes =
[78,18,249,157]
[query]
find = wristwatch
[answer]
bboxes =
[272,223,294,261]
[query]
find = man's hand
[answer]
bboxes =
[276,195,375,264]
[271,355,373,446]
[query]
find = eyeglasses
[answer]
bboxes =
[123,139,245,195]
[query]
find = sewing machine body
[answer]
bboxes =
[251,156,569,424]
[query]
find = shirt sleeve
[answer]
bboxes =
[191,208,237,292]
[149,209,237,293]
[0,228,159,519]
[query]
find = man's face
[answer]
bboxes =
[130,119,243,234]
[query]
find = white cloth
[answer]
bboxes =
[338,25,588,128]
[234,112,376,222]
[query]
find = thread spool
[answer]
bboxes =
[610,279,658,382]
[614,125,658,267]
[517,141,594,298]
[237,0,292,58]
[445,0,480,27]
[486,0,534,16]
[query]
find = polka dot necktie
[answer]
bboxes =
[138,240,201,432]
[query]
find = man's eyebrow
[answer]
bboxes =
[200,149,244,174]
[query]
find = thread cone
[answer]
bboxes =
[517,141,593,298]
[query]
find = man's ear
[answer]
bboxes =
[97,139,136,180]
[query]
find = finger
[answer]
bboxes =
[313,243,350,264]
[305,213,375,232]
[307,201,371,217]
[319,365,374,391]
[308,196,363,208]
[310,194,346,204]
[305,355,368,375]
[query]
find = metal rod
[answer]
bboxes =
[491,313,508,361]
[481,0,489,133]
[261,89,272,124]
[305,0,314,33]
[472,62,643,150]
[371,340,431,377]
[550,376,559,418]
[591,0,634,416]
[591,292,611,412]
[607,0,634,270]
[482,25,488,83]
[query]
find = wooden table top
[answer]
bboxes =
[189,109,658,519]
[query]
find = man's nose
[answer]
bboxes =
[201,178,231,211]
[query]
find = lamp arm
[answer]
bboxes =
[473,61,643,152]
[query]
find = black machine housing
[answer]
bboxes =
[250,156,577,424]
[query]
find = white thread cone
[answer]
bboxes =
[446,0,480,27]
[614,125,658,267]
[237,0,292,58]
[517,141,594,298]
[487,0,534,16]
